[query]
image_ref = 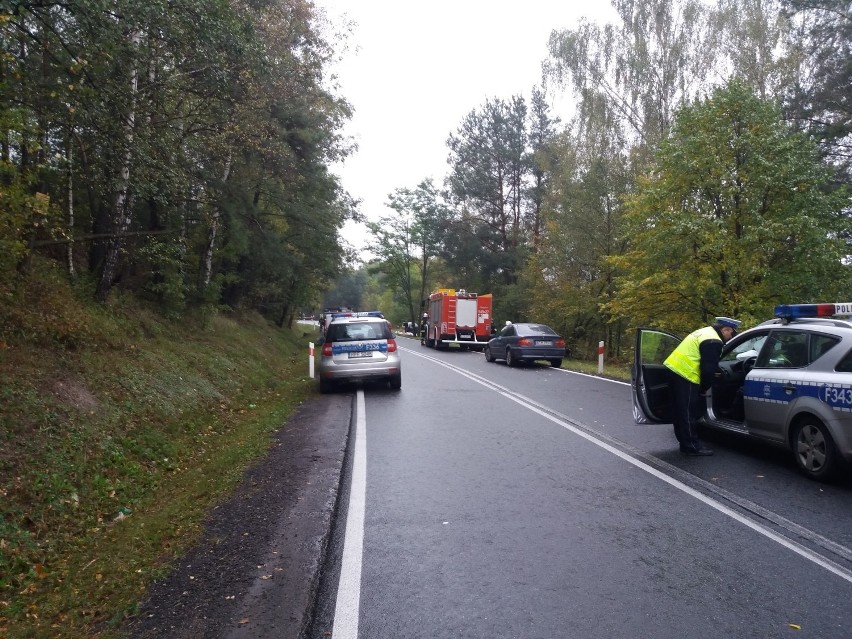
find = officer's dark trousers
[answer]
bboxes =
[669,370,705,451]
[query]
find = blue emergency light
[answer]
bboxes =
[774,303,852,319]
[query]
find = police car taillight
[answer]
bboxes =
[387,338,397,353]
[774,303,852,319]
[322,342,333,356]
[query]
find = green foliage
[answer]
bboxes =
[322,268,367,311]
[137,239,188,317]
[527,102,632,357]
[0,161,65,276]
[0,0,353,315]
[608,80,851,335]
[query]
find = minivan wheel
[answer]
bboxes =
[793,418,838,481]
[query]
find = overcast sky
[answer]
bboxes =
[314,1,617,257]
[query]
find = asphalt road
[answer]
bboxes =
[125,336,852,639]
[308,339,852,639]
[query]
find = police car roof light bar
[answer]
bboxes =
[774,303,852,320]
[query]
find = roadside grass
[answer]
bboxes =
[0,261,319,638]
[559,357,631,382]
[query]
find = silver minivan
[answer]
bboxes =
[317,316,401,393]
[633,305,852,481]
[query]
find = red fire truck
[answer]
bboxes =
[421,289,493,351]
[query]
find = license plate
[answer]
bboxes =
[537,341,553,346]
[348,351,373,359]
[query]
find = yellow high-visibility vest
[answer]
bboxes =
[664,326,720,384]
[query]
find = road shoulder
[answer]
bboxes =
[123,393,352,639]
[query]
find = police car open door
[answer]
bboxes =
[632,328,681,424]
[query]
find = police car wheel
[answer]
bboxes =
[792,419,838,481]
[319,377,334,394]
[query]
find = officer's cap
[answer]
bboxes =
[715,316,741,331]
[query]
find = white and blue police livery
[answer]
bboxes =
[632,303,852,481]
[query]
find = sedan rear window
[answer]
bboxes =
[519,324,558,336]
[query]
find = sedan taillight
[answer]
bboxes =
[555,339,565,348]
[517,338,533,347]
[387,338,397,352]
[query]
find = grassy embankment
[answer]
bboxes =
[0,260,319,638]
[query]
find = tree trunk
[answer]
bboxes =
[66,133,76,278]
[96,29,142,303]
[200,150,232,290]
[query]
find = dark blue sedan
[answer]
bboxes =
[484,323,566,368]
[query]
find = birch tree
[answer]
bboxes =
[95,27,141,302]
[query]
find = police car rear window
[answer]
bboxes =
[810,334,839,362]
[835,349,852,373]
[327,322,390,342]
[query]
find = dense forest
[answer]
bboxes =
[2,0,850,359]
[2,0,356,326]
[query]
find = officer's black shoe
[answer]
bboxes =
[681,446,714,456]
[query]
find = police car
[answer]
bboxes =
[316,315,401,393]
[632,303,852,481]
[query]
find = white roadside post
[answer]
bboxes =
[597,340,605,374]
[309,342,315,378]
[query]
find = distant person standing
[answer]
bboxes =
[664,316,741,456]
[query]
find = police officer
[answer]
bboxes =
[664,316,741,456]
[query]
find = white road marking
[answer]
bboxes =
[332,390,367,639]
